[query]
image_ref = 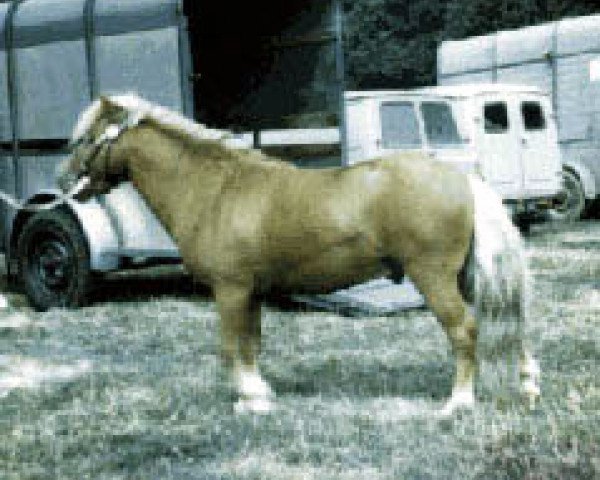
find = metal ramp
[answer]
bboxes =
[293,278,425,316]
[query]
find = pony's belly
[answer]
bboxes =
[269,258,386,294]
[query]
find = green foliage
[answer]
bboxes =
[343,0,600,89]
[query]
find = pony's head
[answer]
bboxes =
[58,95,144,198]
[59,94,236,198]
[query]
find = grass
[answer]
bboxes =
[1,221,599,479]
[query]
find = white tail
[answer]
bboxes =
[467,175,536,404]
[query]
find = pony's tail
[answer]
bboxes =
[465,175,528,402]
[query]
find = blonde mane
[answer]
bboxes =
[71,93,250,150]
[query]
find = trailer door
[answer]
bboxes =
[477,98,522,199]
[519,98,561,197]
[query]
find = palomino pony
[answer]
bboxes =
[59,94,540,415]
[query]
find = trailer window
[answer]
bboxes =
[521,102,546,130]
[380,102,421,149]
[484,102,509,134]
[421,102,462,147]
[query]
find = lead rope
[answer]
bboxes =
[0,176,91,212]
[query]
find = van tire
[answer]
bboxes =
[17,209,92,311]
[547,169,586,222]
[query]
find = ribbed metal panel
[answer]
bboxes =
[437,35,495,77]
[15,40,90,140]
[0,4,11,141]
[18,152,66,199]
[438,70,493,86]
[496,64,552,93]
[556,55,593,141]
[93,0,179,36]
[12,0,88,140]
[12,0,85,47]
[496,23,554,66]
[556,14,600,56]
[4,0,182,141]
[95,28,183,112]
[93,0,183,110]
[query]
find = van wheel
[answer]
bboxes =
[547,169,586,222]
[17,209,92,311]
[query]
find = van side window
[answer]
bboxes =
[484,102,509,134]
[421,101,462,147]
[380,102,421,149]
[521,102,546,130]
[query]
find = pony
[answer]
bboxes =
[59,94,540,415]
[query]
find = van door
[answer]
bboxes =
[374,101,423,158]
[477,99,522,199]
[518,99,561,198]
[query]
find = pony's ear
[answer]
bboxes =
[99,95,114,108]
[98,95,124,118]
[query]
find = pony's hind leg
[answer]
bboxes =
[520,349,541,409]
[406,262,477,416]
[214,283,273,413]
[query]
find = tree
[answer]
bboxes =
[343,0,600,89]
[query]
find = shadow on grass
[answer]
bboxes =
[90,269,209,304]
[268,357,453,401]
[90,268,333,315]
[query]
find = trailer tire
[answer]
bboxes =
[17,209,92,311]
[547,169,586,222]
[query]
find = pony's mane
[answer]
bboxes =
[71,93,249,150]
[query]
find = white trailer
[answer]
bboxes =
[438,14,600,220]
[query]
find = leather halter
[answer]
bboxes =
[74,110,143,173]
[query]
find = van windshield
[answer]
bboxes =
[421,102,463,148]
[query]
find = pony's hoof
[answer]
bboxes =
[236,368,274,399]
[437,389,475,417]
[521,380,540,410]
[234,396,275,415]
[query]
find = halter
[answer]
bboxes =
[74,110,144,171]
[95,109,144,146]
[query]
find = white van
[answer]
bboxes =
[344,84,562,220]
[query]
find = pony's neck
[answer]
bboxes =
[116,123,234,237]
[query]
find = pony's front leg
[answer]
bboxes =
[214,283,274,414]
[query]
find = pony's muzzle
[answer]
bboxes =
[57,171,79,194]
[56,173,92,202]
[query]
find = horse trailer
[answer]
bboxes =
[438,14,600,220]
[0,0,345,310]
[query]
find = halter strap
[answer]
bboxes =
[94,110,144,147]
[78,110,144,180]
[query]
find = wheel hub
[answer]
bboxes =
[554,173,582,215]
[36,240,72,289]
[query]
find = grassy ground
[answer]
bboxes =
[1,221,599,479]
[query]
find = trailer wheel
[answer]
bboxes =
[548,169,586,222]
[17,209,92,311]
